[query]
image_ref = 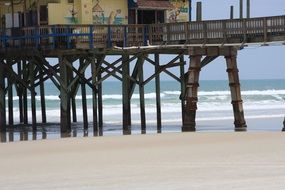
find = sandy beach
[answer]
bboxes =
[0,133,285,190]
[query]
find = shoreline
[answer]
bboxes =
[0,116,284,143]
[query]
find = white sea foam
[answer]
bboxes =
[7,89,285,101]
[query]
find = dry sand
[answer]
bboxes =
[0,133,285,190]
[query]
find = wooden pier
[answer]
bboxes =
[0,15,285,134]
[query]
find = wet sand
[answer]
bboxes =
[0,133,285,190]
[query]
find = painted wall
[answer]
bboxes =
[48,0,128,25]
[75,0,93,24]
[167,0,190,23]
[92,0,128,24]
[48,3,74,24]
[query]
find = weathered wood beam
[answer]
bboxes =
[80,58,88,130]
[5,65,33,92]
[23,60,28,124]
[40,70,47,123]
[201,56,218,68]
[129,56,145,99]
[70,70,77,123]
[183,55,202,132]
[122,54,131,134]
[100,65,123,82]
[29,60,37,130]
[155,54,162,133]
[59,57,71,133]
[225,54,247,131]
[0,60,6,131]
[145,55,182,82]
[33,57,61,90]
[282,117,285,131]
[96,54,142,85]
[7,66,14,126]
[91,55,98,133]
[180,55,186,126]
[67,60,89,91]
[66,60,96,92]
[97,65,103,130]
[138,56,146,134]
[17,61,24,123]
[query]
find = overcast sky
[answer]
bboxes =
[189,0,285,80]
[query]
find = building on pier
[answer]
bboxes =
[0,0,191,27]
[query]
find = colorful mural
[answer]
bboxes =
[65,4,79,24]
[167,0,189,23]
[92,0,127,25]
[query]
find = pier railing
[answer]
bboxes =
[0,15,284,50]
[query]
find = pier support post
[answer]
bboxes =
[122,54,131,135]
[17,61,24,123]
[40,70,47,123]
[183,55,201,132]
[98,66,103,132]
[23,60,28,124]
[155,54,162,133]
[180,55,186,125]
[138,57,146,134]
[225,55,247,130]
[80,58,88,130]
[70,68,77,123]
[29,60,37,130]
[0,61,6,131]
[282,117,285,132]
[60,57,71,133]
[8,68,14,126]
[91,56,98,133]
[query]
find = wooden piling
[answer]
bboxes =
[282,117,285,131]
[70,68,77,123]
[0,61,6,131]
[155,54,162,133]
[122,54,131,135]
[32,131,37,140]
[40,70,47,123]
[98,66,103,130]
[91,56,98,133]
[80,59,88,130]
[42,131,47,139]
[29,61,37,130]
[71,96,77,122]
[225,55,247,130]
[17,61,24,123]
[9,130,14,142]
[139,56,146,134]
[183,55,201,132]
[59,57,71,133]
[23,60,28,124]
[8,69,14,126]
[0,132,6,143]
[180,55,186,126]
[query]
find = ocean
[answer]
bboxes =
[1,79,285,142]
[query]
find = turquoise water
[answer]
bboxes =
[7,79,285,124]
[2,79,284,142]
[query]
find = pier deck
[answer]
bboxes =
[0,15,285,134]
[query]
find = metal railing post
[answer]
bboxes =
[143,25,148,46]
[107,25,112,48]
[123,25,127,47]
[89,25,94,49]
